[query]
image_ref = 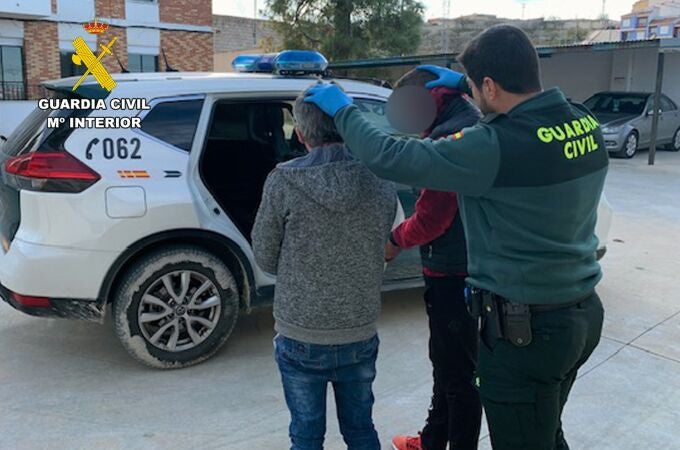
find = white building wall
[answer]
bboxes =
[659,52,680,104]
[609,49,659,92]
[540,48,680,105]
[540,51,614,102]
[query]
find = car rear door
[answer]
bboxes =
[660,95,679,142]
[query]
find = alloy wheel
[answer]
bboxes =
[625,134,638,157]
[137,270,222,352]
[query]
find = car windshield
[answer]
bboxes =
[584,93,648,116]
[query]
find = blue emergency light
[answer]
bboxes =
[231,55,261,72]
[231,50,328,76]
[274,50,328,75]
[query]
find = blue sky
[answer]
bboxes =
[214,0,633,20]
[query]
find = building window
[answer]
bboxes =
[60,52,87,78]
[638,17,648,27]
[128,54,158,73]
[622,19,631,28]
[0,45,25,100]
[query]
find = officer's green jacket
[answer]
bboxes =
[335,88,609,305]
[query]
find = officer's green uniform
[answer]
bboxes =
[334,88,608,450]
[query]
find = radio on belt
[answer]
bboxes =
[231,50,328,76]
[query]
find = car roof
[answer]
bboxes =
[43,72,393,100]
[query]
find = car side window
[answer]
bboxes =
[140,99,204,152]
[660,96,676,112]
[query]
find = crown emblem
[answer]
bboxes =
[83,17,109,34]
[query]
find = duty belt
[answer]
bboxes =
[465,287,593,347]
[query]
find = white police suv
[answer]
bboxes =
[0,51,612,368]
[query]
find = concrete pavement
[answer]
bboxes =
[1,150,679,449]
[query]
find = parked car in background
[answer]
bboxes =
[584,91,680,158]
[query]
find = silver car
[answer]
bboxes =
[584,92,680,158]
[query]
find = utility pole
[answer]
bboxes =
[601,0,606,18]
[253,0,257,47]
[442,0,451,53]
[521,1,526,20]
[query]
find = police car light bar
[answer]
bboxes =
[231,50,328,76]
[274,50,328,75]
[230,53,278,73]
[231,55,261,72]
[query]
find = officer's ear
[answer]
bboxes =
[481,77,498,101]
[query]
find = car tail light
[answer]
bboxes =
[4,150,100,193]
[11,292,51,308]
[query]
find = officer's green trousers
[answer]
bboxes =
[477,292,604,450]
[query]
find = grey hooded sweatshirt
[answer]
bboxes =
[252,144,397,345]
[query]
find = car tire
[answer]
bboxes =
[112,246,240,369]
[666,128,680,152]
[614,131,638,159]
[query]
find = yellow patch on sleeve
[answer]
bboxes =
[451,131,464,141]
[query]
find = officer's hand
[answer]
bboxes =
[304,82,353,118]
[418,65,466,90]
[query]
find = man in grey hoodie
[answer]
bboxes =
[252,86,397,450]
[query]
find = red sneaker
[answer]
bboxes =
[392,434,423,450]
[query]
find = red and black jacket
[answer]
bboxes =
[391,89,482,276]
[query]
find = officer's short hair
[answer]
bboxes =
[459,25,542,94]
[293,87,343,148]
[394,68,437,89]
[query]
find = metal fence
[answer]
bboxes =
[0,82,48,100]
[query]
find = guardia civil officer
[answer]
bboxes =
[305,25,607,450]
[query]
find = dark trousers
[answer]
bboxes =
[477,292,604,450]
[421,276,482,450]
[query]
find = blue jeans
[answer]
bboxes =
[274,334,381,450]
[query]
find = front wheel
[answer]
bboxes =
[614,132,638,159]
[113,246,240,369]
[667,128,680,152]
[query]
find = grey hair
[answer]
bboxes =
[293,87,344,148]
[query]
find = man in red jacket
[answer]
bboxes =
[386,68,483,450]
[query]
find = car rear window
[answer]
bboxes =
[140,99,204,152]
[2,91,94,156]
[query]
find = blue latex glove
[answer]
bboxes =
[303,82,353,118]
[417,65,467,90]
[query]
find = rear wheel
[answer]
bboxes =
[667,128,680,152]
[614,131,638,159]
[113,246,240,369]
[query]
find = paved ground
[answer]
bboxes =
[1,150,679,450]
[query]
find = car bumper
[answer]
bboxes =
[0,282,105,321]
[603,133,622,151]
[0,238,119,321]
